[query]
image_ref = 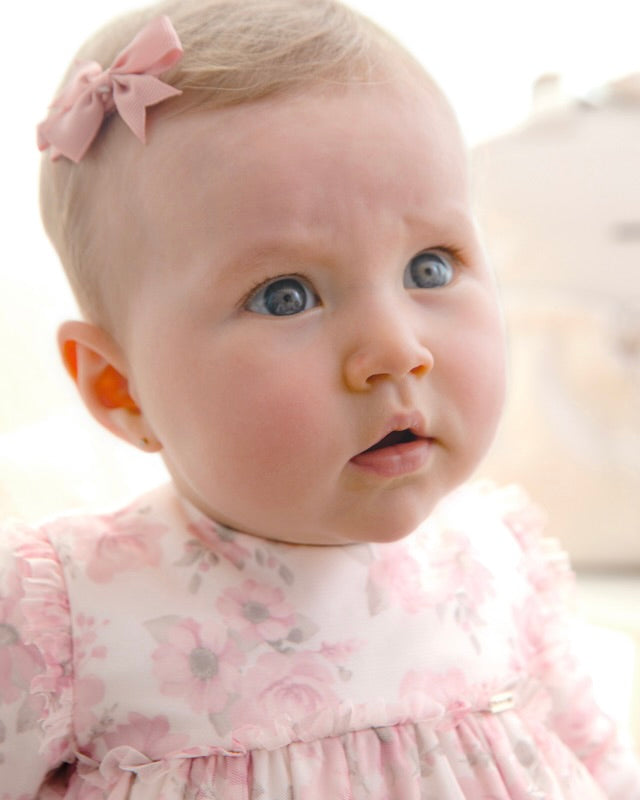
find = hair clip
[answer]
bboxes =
[37,15,183,163]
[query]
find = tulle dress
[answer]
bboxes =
[1,482,638,799]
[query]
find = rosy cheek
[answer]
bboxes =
[247,393,327,467]
[209,364,329,468]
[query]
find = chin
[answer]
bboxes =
[347,502,437,545]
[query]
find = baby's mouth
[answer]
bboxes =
[360,429,419,454]
[350,427,431,478]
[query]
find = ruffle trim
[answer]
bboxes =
[233,675,544,751]
[492,482,573,600]
[82,674,545,761]
[489,484,622,777]
[493,483,570,573]
[71,680,605,800]
[12,524,75,764]
[496,483,576,663]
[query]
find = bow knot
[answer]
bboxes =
[37,15,183,163]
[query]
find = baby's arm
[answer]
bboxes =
[0,523,73,797]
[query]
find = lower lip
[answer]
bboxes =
[349,439,433,478]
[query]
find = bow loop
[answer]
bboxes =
[110,15,184,77]
[53,61,106,109]
[37,15,183,163]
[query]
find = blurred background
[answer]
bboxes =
[1,0,639,743]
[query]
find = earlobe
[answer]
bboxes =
[57,320,162,452]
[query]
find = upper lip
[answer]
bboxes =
[354,411,430,457]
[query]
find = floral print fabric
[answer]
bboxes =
[0,482,638,799]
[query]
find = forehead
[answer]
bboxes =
[138,80,465,221]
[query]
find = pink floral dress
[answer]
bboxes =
[0,482,638,799]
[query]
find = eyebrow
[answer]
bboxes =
[203,242,321,298]
[210,203,476,283]
[220,236,331,273]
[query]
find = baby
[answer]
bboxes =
[1,0,638,797]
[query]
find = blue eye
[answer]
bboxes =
[245,276,318,316]
[404,251,455,289]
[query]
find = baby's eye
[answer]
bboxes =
[403,250,455,289]
[245,276,319,316]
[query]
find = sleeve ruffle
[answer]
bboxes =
[496,483,575,640]
[491,485,640,796]
[8,522,75,766]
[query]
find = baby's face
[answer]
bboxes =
[119,78,506,544]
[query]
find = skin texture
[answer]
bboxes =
[60,77,507,546]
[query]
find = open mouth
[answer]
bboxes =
[362,429,419,453]
[350,426,431,477]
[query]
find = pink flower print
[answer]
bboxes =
[317,640,361,663]
[74,674,105,733]
[0,623,43,705]
[81,510,166,583]
[511,595,571,679]
[151,617,244,714]
[189,757,251,800]
[217,580,296,645]
[103,712,189,759]
[511,596,546,670]
[315,640,361,681]
[421,527,495,609]
[237,651,338,733]
[450,550,494,610]
[74,614,108,664]
[187,521,251,570]
[368,547,426,615]
[11,540,71,674]
[401,668,472,725]
[502,496,546,554]
[0,572,44,705]
[289,739,352,799]
[548,675,610,763]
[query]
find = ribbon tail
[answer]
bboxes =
[113,76,182,142]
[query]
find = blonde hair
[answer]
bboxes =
[39,0,430,330]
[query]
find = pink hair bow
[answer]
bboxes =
[37,16,183,163]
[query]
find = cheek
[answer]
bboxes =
[443,297,506,427]
[178,348,334,474]
[465,318,506,435]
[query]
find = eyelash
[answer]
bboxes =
[431,245,465,265]
[240,272,311,309]
[240,246,466,308]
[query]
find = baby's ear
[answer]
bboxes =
[57,320,162,452]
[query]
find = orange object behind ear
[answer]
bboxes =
[94,364,141,412]
[57,320,160,450]
[61,337,139,412]
[61,339,79,379]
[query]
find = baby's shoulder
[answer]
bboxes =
[472,482,569,569]
[435,481,547,542]
[0,484,181,592]
[0,514,60,591]
[425,481,571,578]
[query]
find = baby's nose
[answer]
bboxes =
[342,309,434,391]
